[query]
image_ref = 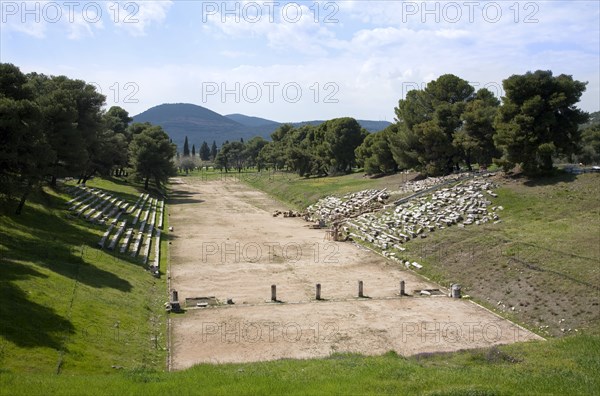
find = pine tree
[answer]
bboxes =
[494,70,588,174]
[129,124,177,190]
[0,63,55,214]
[200,141,210,160]
[192,144,196,157]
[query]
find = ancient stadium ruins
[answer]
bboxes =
[167,175,542,370]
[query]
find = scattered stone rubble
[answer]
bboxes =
[305,175,502,270]
[346,178,501,266]
[272,210,303,218]
[305,189,389,224]
[390,173,465,196]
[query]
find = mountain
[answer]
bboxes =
[133,103,273,149]
[227,114,392,133]
[224,113,280,128]
[283,119,392,132]
[135,103,228,125]
[133,103,392,151]
[355,120,394,132]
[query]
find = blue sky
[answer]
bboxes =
[1,1,598,122]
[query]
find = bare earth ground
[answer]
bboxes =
[169,177,542,370]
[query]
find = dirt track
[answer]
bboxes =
[169,177,542,370]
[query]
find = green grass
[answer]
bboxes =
[2,172,599,394]
[0,178,167,375]
[1,334,598,395]
[83,177,145,203]
[245,172,379,209]
[405,173,600,337]
[184,168,417,209]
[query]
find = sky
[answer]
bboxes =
[1,0,598,123]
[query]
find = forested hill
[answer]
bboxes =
[224,113,280,128]
[225,114,392,132]
[133,103,252,148]
[133,103,391,149]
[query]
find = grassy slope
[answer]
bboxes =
[0,177,167,375]
[406,173,600,337]
[1,335,599,395]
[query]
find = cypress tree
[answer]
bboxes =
[183,136,190,156]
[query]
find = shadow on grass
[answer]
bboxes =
[411,346,520,365]
[43,255,132,292]
[0,194,132,292]
[521,171,577,187]
[0,261,75,349]
[162,232,178,241]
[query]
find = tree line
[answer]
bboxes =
[0,63,176,214]
[182,136,218,161]
[186,71,595,178]
[2,63,597,213]
[363,71,594,176]
[177,137,218,173]
[182,118,368,176]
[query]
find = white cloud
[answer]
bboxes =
[350,27,409,49]
[434,28,469,39]
[66,8,104,40]
[110,1,173,36]
[3,20,46,39]
[5,1,597,121]
[1,1,105,40]
[220,50,255,58]
[1,1,50,38]
[201,2,343,56]
[0,1,172,39]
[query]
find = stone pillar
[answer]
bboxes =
[451,284,462,299]
[316,283,321,300]
[358,280,364,298]
[271,284,277,302]
[170,289,181,312]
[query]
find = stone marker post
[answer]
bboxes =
[170,289,181,312]
[451,284,462,298]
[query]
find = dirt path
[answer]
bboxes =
[169,177,542,370]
